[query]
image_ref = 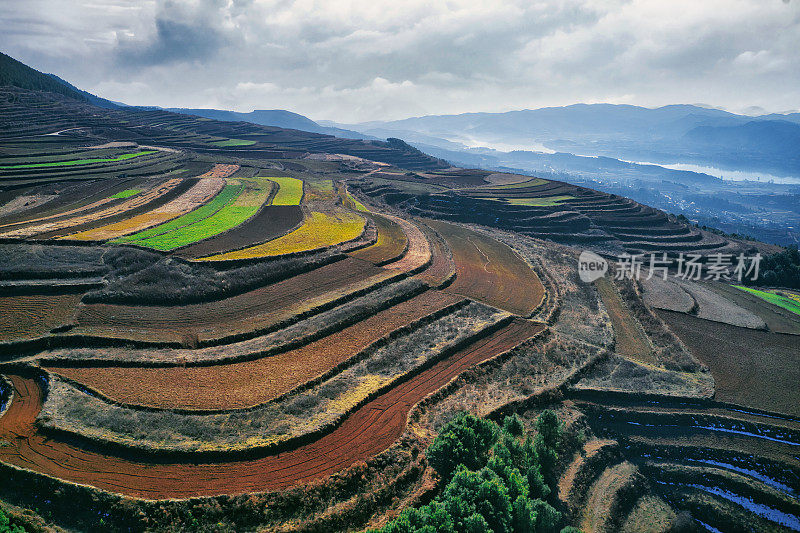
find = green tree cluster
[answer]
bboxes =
[745,245,800,289]
[0,508,27,533]
[374,411,577,533]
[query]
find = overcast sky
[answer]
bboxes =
[1,0,798,122]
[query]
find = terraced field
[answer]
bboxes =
[202,209,366,260]
[0,320,543,499]
[129,178,273,251]
[267,176,303,205]
[0,293,81,341]
[66,177,225,241]
[657,310,800,416]
[0,178,186,239]
[114,178,243,243]
[735,286,800,316]
[70,257,389,344]
[423,218,544,316]
[0,150,156,169]
[0,79,797,532]
[348,212,408,265]
[47,290,464,410]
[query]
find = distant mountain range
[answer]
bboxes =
[165,108,372,140]
[329,104,800,178]
[1,50,797,245]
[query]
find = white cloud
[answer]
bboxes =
[0,0,798,121]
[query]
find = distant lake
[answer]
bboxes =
[626,160,800,185]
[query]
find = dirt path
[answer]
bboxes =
[0,319,542,499]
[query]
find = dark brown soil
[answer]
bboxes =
[657,309,800,417]
[175,205,304,258]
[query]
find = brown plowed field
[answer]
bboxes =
[657,310,800,417]
[594,277,654,363]
[348,213,408,265]
[175,205,304,259]
[71,258,389,343]
[414,221,456,287]
[0,319,543,499]
[422,219,544,315]
[201,164,240,178]
[47,291,463,410]
[0,294,82,341]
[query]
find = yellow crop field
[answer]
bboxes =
[200,210,365,260]
[267,177,303,205]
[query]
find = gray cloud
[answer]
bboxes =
[0,0,798,121]
[113,0,233,66]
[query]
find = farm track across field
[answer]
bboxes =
[46,291,464,410]
[70,258,388,344]
[422,219,544,315]
[0,319,543,499]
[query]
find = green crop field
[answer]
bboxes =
[487,178,549,189]
[479,195,574,206]
[0,150,156,169]
[267,177,304,205]
[734,286,800,316]
[109,188,142,199]
[130,178,272,251]
[115,181,243,243]
[211,138,256,147]
[505,195,574,206]
[347,192,368,212]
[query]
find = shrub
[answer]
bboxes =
[427,413,499,480]
[0,508,26,533]
[375,411,566,533]
[84,249,340,305]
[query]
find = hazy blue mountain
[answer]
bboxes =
[167,108,372,140]
[337,103,800,177]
